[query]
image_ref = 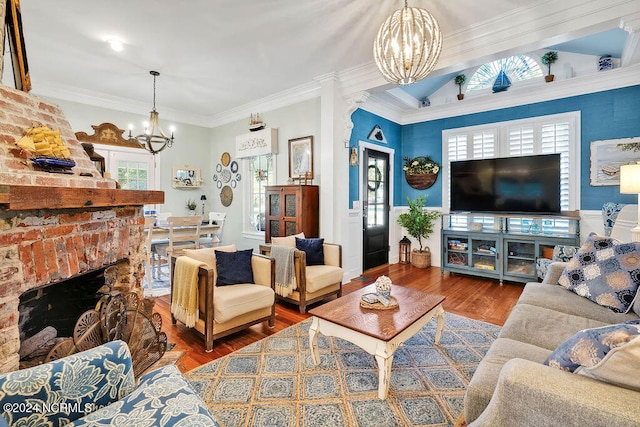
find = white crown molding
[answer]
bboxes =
[206,79,322,128]
[31,82,212,127]
[398,64,640,125]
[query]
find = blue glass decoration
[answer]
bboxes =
[492,70,511,93]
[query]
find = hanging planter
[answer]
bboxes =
[403,156,440,190]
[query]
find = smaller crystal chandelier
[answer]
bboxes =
[373,0,443,85]
[135,71,174,154]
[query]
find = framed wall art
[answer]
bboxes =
[590,137,640,186]
[288,135,313,179]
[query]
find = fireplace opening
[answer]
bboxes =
[17,262,127,368]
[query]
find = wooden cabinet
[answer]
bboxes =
[265,185,319,243]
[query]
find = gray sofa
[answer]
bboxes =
[464,261,640,426]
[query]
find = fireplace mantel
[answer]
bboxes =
[0,185,164,210]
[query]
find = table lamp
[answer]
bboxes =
[200,194,207,216]
[619,162,640,242]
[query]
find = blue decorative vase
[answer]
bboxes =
[492,70,511,93]
[598,55,613,72]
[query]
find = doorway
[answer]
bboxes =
[363,148,390,270]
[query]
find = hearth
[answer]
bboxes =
[0,83,163,373]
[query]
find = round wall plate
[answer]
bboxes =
[220,185,233,206]
[221,152,231,167]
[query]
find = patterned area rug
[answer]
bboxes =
[184,313,500,427]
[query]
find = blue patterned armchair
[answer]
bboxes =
[0,340,217,427]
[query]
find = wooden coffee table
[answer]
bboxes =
[308,284,445,399]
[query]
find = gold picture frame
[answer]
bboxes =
[5,0,31,92]
[288,135,313,179]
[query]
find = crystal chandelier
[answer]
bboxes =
[135,71,174,154]
[373,0,443,85]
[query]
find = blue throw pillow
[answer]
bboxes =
[558,232,640,313]
[296,237,325,266]
[544,320,640,372]
[215,249,254,286]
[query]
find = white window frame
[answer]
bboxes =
[242,154,277,240]
[94,145,159,191]
[442,112,580,214]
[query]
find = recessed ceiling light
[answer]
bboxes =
[107,39,124,52]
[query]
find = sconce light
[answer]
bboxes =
[349,146,359,167]
[200,194,207,216]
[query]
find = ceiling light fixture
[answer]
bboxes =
[373,0,443,85]
[134,71,175,155]
[107,39,124,52]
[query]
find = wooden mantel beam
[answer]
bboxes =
[0,185,164,210]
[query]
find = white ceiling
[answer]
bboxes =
[4,1,640,128]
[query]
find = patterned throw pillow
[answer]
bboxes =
[558,232,640,313]
[544,320,640,391]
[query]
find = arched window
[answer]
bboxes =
[467,55,543,92]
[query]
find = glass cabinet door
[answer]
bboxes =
[505,240,536,276]
[446,237,469,267]
[471,238,497,271]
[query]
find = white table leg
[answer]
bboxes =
[434,305,445,345]
[309,317,321,366]
[375,352,394,399]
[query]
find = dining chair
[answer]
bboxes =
[200,212,226,248]
[152,215,203,279]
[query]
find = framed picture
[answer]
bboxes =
[288,136,313,179]
[590,137,640,186]
[5,0,31,92]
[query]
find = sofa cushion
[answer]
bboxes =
[544,320,640,390]
[498,303,610,351]
[271,232,305,248]
[558,232,640,313]
[579,335,640,391]
[305,265,343,293]
[215,248,254,286]
[296,237,325,265]
[69,364,218,426]
[518,283,639,325]
[214,283,275,323]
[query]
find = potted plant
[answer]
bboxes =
[185,199,197,215]
[454,74,466,100]
[541,51,558,82]
[403,156,440,189]
[397,196,440,268]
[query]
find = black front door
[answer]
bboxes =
[363,149,389,270]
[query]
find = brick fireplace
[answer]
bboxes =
[0,83,163,373]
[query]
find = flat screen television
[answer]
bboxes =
[450,154,561,214]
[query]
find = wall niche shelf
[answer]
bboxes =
[173,166,202,188]
[441,212,580,284]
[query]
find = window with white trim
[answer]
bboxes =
[442,112,580,230]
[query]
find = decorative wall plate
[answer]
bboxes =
[230,160,238,173]
[216,163,222,173]
[220,169,231,183]
[231,180,237,188]
[220,185,233,207]
[235,173,241,181]
[221,152,231,167]
[216,180,222,189]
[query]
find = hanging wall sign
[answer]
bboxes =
[235,128,278,158]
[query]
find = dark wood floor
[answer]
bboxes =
[153,264,524,373]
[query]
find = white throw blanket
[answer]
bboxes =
[271,245,296,297]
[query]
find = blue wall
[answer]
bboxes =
[350,84,640,210]
[348,109,402,207]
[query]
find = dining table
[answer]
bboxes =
[147,223,220,242]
